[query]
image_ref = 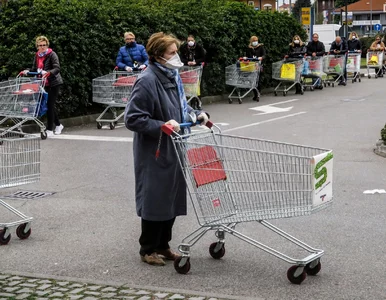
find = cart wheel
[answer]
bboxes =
[305,261,321,276]
[359,78,361,82]
[40,131,47,140]
[368,75,371,79]
[274,91,277,96]
[109,122,115,130]
[332,83,335,87]
[327,82,331,86]
[310,87,314,91]
[16,223,31,240]
[283,92,287,96]
[228,99,233,104]
[287,266,306,285]
[174,256,191,274]
[375,75,378,79]
[0,229,11,245]
[238,98,242,104]
[97,122,102,129]
[209,242,225,259]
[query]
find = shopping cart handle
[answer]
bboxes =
[161,120,214,136]
[26,72,41,76]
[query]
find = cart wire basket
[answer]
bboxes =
[0,131,40,245]
[0,74,47,139]
[346,52,361,83]
[272,59,304,96]
[162,122,333,284]
[180,65,203,109]
[322,54,346,87]
[92,70,140,130]
[225,59,261,104]
[366,51,384,79]
[301,56,325,91]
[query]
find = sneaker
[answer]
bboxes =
[156,249,181,261]
[46,130,54,137]
[55,124,64,135]
[140,252,166,266]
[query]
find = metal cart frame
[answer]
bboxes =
[323,54,346,87]
[301,56,324,91]
[162,122,333,284]
[346,52,361,83]
[367,51,384,79]
[180,65,204,109]
[272,59,304,96]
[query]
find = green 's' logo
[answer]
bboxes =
[314,152,333,190]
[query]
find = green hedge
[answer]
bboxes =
[0,0,305,117]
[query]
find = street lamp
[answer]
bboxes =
[366,0,373,36]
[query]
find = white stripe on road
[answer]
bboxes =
[45,134,133,142]
[223,112,307,133]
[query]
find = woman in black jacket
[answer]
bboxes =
[285,35,306,94]
[347,32,362,52]
[244,35,266,101]
[23,36,64,137]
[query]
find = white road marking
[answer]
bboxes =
[41,134,133,142]
[223,112,307,133]
[249,99,300,115]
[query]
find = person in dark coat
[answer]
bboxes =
[329,36,348,85]
[243,35,266,101]
[22,35,64,137]
[306,33,325,87]
[347,31,361,52]
[116,32,149,72]
[285,35,306,94]
[179,35,206,110]
[124,32,209,266]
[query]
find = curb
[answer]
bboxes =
[1,271,263,300]
[373,140,386,158]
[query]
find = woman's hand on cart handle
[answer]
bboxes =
[165,119,180,133]
[161,120,214,136]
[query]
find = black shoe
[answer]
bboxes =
[339,81,346,86]
[252,91,260,101]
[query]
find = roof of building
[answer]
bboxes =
[337,0,386,11]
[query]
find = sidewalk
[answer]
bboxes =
[0,272,252,300]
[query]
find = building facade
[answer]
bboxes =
[236,0,277,11]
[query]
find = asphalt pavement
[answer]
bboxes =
[1,73,386,300]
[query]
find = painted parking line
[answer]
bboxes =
[223,111,307,133]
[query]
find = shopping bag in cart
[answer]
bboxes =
[302,60,310,75]
[334,64,341,73]
[346,57,355,70]
[280,63,296,80]
[368,54,378,65]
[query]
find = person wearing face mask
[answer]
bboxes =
[244,36,266,101]
[116,32,149,72]
[347,32,362,81]
[124,32,209,267]
[369,35,385,77]
[284,35,307,94]
[179,35,206,109]
[328,36,348,85]
[306,33,325,88]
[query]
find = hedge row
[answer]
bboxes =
[0,0,305,117]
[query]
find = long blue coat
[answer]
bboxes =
[116,43,149,70]
[124,64,201,221]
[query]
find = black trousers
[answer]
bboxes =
[45,85,61,131]
[139,218,176,256]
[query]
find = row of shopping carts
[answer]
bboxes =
[0,74,42,244]
[92,65,203,129]
[271,52,363,96]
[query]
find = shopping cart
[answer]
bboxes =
[225,58,261,104]
[0,131,40,245]
[180,64,204,109]
[346,52,361,83]
[92,70,140,129]
[301,56,324,91]
[323,54,346,87]
[0,73,48,139]
[162,122,333,284]
[366,51,384,78]
[272,59,304,96]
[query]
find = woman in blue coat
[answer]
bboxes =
[116,32,149,72]
[124,32,209,266]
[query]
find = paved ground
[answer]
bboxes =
[1,73,386,299]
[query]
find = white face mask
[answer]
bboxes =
[252,41,258,47]
[188,41,195,47]
[294,39,300,44]
[162,53,183,69]
[352,36,356,40]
